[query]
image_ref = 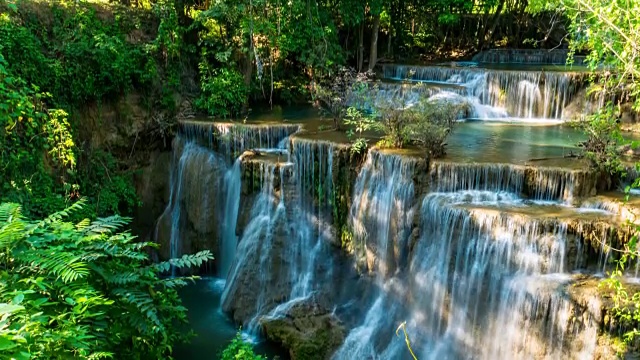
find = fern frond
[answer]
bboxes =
[112,289,162,330]
[104,272,140,285]
[40,199,86,226]
[0,218,27,248]
[76,218,91,230]
[0,203,21,224]
[88,352,114,360]
[22,251,90,283]
[84,216,131,235]
[154,251,214,273]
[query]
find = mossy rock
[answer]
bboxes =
[261,302,345,360]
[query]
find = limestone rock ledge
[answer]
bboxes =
[260,302,346,360]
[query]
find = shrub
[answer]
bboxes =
[221,332,265,360]
[575,104,625,174]
[0,201,213,359]
[313,67,370,129]
[196,64,248,118]
[405,99,464,158]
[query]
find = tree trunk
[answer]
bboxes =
[241,43,254,115]
[368,14,381,71]
[358,21,365,72]
[478,0,506,51]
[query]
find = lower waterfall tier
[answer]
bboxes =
[157,130,640,359]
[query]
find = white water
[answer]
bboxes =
[219,159,242,279]
[333,159,609,360]
[378,64,584,121]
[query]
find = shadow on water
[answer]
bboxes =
[175,278,290,360]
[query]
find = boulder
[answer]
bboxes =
[261,301,346,360]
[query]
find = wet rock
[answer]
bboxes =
[261,301,346,360]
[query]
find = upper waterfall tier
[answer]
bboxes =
[179,121,300,156]
[380,64,586,120]
[472,49,587,66]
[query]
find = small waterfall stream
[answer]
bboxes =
[378,64,585,121]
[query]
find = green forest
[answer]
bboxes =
[1,0,640,358]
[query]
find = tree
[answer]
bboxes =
[529,0,640,349]
[0,201,213,359]
[528,0,640,172]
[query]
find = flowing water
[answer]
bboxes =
[159,62,633,359]
[379,64,586,121]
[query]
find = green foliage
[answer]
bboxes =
[574,104,625,174]
[196,64,248,118]
[313,68,369,129]
[405,99,465,158]
[344,107,380,155]
[221,332,265,360]
[0,52,77,217]
[0,3,147,109]
[78,151,142,217]
[371,95,413,148]
[0,201,214,359]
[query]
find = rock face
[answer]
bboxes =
[261,302,346,360]
[154,138,228,264]
[131,150,172,242]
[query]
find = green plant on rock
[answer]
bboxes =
[344,107,381,155]
[0,200,213,359]
[221,331,265,360]
[372,94,415,148]
[405,99,465,158]
[574,104,626,174]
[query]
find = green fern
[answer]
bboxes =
[0,200,212,359]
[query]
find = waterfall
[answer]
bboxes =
[219,159,242,279]
[157,122,305,279]
[155,137,227,275]
[333,150,417,359]
[431,161,596,203]
[159,119,623,359]
[379,65,584,120]
[222,138,336,332]
[349,150,417,276]
[222,162,289,333]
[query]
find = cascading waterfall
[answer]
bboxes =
[333,150,417,359]
[219,159,242,279]
[157,122,299,279]
[222,137,337,333]
[334,159,610,360]
[160,119,622,358]
[222,162,289,333]
[155,137,227,275]
[431,161,595,203]
[379,64,584,120]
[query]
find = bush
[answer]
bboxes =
[343,107,381,155]
[0,201,213,359]
[405,99,464,158]
[372,94,465,157]
[372,94,415,148]
[196,64,248,118]
[313,67,370,129]
[575,104,625,174]
[221,332,265,360]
